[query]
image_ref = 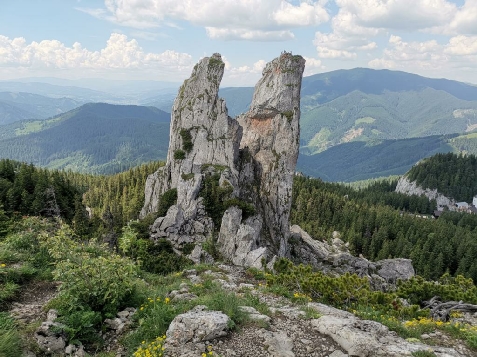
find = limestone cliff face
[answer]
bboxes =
[395,176,455,208]
[140,54,240,219]
[235,54,305,257]
[140,52,305,267]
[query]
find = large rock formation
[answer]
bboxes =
[140,52,305,267]
[288,225,415,289]
[233,54,304,257]
[395,176,455,209]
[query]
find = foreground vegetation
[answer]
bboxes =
[2,156,477,355]
[2,215,477,355]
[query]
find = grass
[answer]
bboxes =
[0,313,23,357]
[124,268,271,355]
[355,117,376,125]
[412,351,437,357]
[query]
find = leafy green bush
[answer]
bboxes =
[0,281,19,306]
[0,312,22,357]
[119,224,192,275]
[412,351,437,357]
[55,309,102,346]
[140,239,192,275]
[42,224,139,314]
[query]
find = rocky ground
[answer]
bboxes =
[8,264,476,357]
[164,265,474,357]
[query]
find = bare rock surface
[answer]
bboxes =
[309,304,462,357]
[235,53,306,258]
[289,224,415,288]
[395,176,455,208]
[166,305,230,347]
[141,52,305,268]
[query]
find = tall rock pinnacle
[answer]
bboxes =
[235,53,305,257]
[141,52,305,267]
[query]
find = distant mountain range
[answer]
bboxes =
[1,68,477,180]
[0,103,170,174]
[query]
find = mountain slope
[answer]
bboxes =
[0,100,39,125]
[297,135,454,182]
[300,67,477,106]
[0,103,170,174]
[0,92,84,124]
[300,88,477,154]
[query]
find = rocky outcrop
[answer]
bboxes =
[289,225,415,288]
[395,176,455,208]
[309,302,462,357]
[235,54,305,257]
[140,52,305,267]
[34,309,67,355]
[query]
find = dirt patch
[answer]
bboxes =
[341,127,364,143]
[8,280,59,325]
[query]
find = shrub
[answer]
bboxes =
[179,129,193,153]
[412,351,437,357]
[140,239,192,275]
[42,223,139,315]
[173,150,186,160]
[267,258,395,308]
[52,252,138,315]
[55,309,102,346]
[0,281,19,306]
[397,273,477,305]
[157,188,177,217]
[199,173,233,228]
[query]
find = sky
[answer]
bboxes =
[0,0,476,86]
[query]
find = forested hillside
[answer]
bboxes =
[0,159,80,222]
[66,161,163,230]
[300,88,477,154]
[0,103,170,174]
[297,135,453,181]
[0,92,83,125]
[291,176,477,281]
[406,153,477,202]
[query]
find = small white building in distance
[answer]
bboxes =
[473,196,477,208]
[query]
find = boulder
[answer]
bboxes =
[166,305,230,346]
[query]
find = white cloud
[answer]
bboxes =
[313,31,376,59]
[78,0,330,41]
[206,28,294,41]
[367,34,477,76]
[273,1,329,26]
[445,35,477,56]
[368,58,397,69]
[448,0,477,35]
[369,35,445,70]
[303,56,323,76]
[130,31,168,41]
[335,0,457,32]
[0,33,193,80]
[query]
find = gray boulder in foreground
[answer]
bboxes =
[166,305,230,346]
